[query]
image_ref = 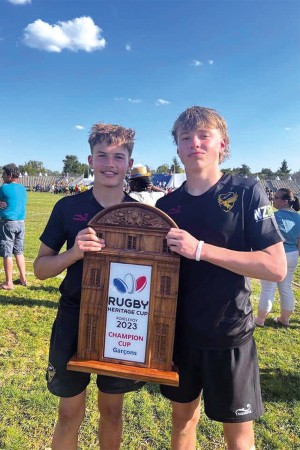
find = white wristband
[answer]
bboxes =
[195,240,204,261]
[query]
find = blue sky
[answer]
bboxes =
[1,0,299,174]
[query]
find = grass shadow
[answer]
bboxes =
[0,295,58,309]
[144,383,161,395]
[260,367,300,402]
[264,317,300,330]
[26,285,59,293]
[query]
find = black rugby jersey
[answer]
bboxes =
[156,174,283,350]
[40,189,136,308]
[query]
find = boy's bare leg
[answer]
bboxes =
[171,397,201,450]
[2,256,14,289]
[98,391,124,450]
[223,422,255,450]
[52,390,86,450]
[15,254,27,284]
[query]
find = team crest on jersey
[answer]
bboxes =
[218,192,238,212]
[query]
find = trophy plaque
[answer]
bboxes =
[67,202,180,386]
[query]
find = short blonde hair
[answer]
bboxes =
[172,106,230,163]
[88,123,135,157]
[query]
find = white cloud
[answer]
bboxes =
[128,98,141,103]
[125,43,131,51]
[156,99,170,106]
[7,0,31,4]
[23,16,106,53]
[116,97,141,103]
[208,60,214,65]
[284,127,291,131]
[74,125,84,130]
[192,60,203,66]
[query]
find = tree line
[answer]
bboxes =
[154,158,300,180]
[221,160,295,178]
[2,157,300,180]
[16,156,90,177]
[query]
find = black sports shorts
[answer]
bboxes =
[160,338,264,423]
[46,306,145,398]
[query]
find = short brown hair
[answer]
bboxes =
[172,106,230,163]
[88,123,135,157]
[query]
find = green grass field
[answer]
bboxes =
[0,192,299,449]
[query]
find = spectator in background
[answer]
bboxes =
[128,165,165,206]
[0,163,28,289]
[256,188,300,327]
[268,190,274,206]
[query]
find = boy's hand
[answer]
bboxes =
[0,201,7,209]
[167,227,199,260]
[72,227,105,260]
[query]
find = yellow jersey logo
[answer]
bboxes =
[218,192,238,212]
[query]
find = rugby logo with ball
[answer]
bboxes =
[113,274,147,294]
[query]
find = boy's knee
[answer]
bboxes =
[99,402,123,424]
[223,422,254,450]
[57,403,85,427]
[172,402,200,431]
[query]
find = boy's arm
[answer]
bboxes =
[166,228,286,282]
[34,227,105,280]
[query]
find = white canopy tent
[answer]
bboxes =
[166,173,186,189]
[81,174,94,186]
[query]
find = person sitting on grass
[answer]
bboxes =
[34,123,145,450]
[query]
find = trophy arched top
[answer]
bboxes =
[88,202,178,231]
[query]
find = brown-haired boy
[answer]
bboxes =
[34,123,145,449]
[156,106,286,449]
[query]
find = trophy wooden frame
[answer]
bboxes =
[67,202,180,386]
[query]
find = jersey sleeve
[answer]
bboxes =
[39,199,67,252]
[245,183,283,251]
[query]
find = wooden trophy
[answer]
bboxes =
[67,202,180,386]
